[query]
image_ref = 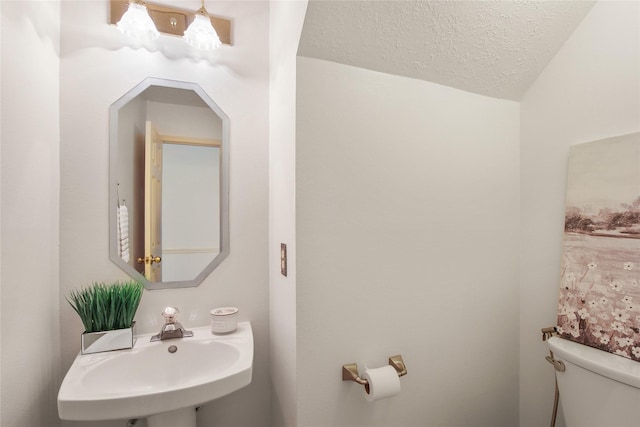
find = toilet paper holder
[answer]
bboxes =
[342,355,407,393]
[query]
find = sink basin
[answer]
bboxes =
[58,322,253,422]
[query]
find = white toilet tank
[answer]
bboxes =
[548,336,640,427]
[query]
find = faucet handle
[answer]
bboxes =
[150,306,193,342]
[162,306,180,324]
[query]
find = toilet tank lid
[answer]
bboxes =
[548,337,640,388]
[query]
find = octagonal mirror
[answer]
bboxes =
[109,78,229,289]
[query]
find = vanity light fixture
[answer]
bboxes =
[116,0,160,43]
[110,0,231,47]
[183,0,222,51]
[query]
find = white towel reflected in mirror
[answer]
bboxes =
[117,204,130,263]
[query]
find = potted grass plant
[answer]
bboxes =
[67,280,144,354]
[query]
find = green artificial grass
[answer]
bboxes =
[67,280,144,333]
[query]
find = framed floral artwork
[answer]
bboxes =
[557,132,640,361]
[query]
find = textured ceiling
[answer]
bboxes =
[298,0,596,100]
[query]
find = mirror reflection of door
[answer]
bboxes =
[144,121,163,282]
[141,124,220,283]
[161,136,220,282]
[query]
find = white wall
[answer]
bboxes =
[116,96,145,274]
[297,57,520,427]
[58,1,271,426]
[519,2,640,426]
[1,6,3,422]
[162,143,220,281]
[0,7,2,421]
[0,1,61,426]
[269,2,308,426]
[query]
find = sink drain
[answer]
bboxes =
[168,345,178,353]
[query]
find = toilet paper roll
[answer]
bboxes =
[361,365,401,402]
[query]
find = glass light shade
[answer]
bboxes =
[184,13,222,51]
[116,2,160,43]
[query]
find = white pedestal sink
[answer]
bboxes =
[147,407,197,427]
[58,322,253,426]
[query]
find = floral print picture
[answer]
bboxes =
[557,132,640,361]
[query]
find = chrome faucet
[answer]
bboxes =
[150,306,194,342]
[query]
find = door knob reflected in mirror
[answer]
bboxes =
[137,255,162,265]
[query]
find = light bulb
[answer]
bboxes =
[116,1,160,43]
[184,7,222,51]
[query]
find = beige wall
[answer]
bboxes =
[296,57,520,427]
[519,1,640,426]
[1,1,61,426]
